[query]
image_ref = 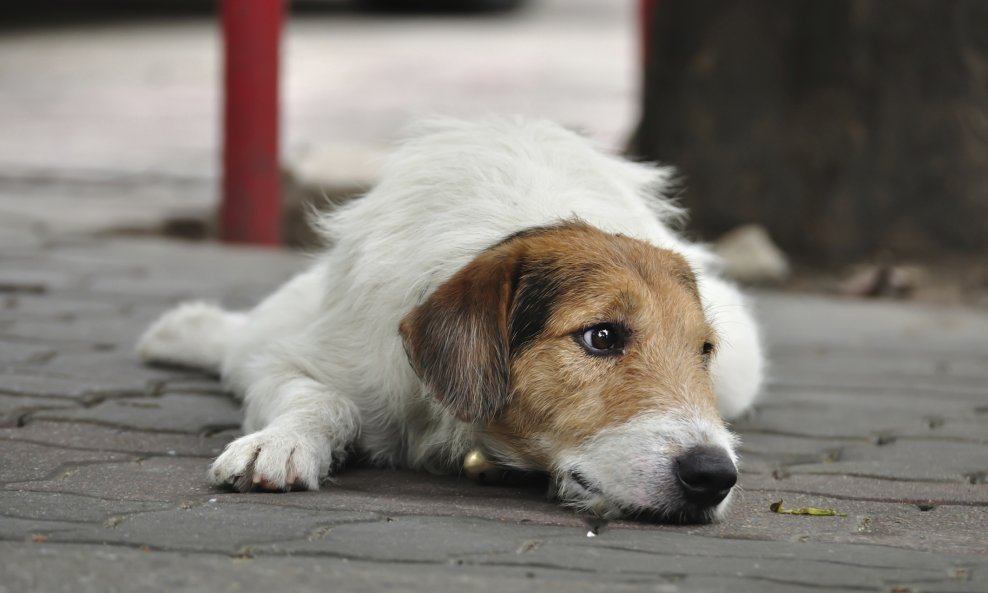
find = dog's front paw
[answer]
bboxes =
[209,429,328,492]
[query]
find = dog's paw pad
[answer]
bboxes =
[209,430,326,492]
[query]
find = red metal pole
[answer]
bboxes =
[220,0,283,245]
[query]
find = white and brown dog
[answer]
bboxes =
[138,117,764,524]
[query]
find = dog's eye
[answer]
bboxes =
[701,341,715,356]
[578,324,626,356]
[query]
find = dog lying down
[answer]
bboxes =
[138,117,764,524]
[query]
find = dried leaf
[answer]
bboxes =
[770,499,847,517]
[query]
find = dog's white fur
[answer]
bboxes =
[139,117,763,520]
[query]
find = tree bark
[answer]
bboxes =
[635,0,988,262]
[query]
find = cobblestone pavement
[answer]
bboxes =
[1,224,986,593]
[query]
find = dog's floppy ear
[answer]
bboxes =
[400,248,518,423]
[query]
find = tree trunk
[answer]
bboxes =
[634,0,988,262]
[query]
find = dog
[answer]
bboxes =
[138,117,764,524]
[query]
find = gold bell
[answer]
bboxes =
[462,449,505,484]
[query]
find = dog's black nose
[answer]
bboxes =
[675,446,737,506]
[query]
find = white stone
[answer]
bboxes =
[712,224,790,284]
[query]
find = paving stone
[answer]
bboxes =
[783,439,988,482]
[741,472,988,505]
[0,517,92,543]
[736,388,988,440]
[0,543,842,593]
[71,239,305,285]
[755,293,988,356]
[0,340,57,365]
[0,180,215,239]
[6,455,213,502]
[0,393,77,427]
[84,274,243,303]
[253,516,988,591]
[0,490,169,524]
[0,224,43,253]
[258,515,574,561]
[0,249,145,281]
[0,240,303,310]
[0,294,124,322]
[737,432,851,475]
[40,349,198,386]
[52,502,382,554]
[0,268,83,294]
[470,534,962,591]
[158,377,228,396]
[31,393,242,434]
[767,347,988,390]
[0,373,147,401]
[222,468,582,529]
[0,440,132,483]
[1,420,231,458]
[895,419,988,443]
[684,487,988,556]
[2,315,163,350]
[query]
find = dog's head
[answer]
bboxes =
[400,222,738,523]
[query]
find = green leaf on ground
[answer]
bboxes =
[770,499,848,517]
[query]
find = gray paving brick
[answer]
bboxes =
[0,490,169,523]
[755,292,988,355]
[0,393,76,427]
[222,468,582,529]
[40,350,197,386]
[767,348,988,389]
[0,542,845,593]
[3,315,162,350]
[0,294,124,322]
[0,517,91,543]
[735,388,987,440]
[0,268,83,294]
[31,393,242,434]
[51,502,382,554]
[158,377,228,396]
[713,485,988,556]
[0,373,147,401]
[783,438,988,482]
[6,456,214,502]
[741,472,988,505]
[0,224,43,253]
[0,440,132,483]
[0,341,57,365]
[1,420,230,458]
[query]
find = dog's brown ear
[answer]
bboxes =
[399,248,517,423]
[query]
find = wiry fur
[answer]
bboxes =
[138,117,764,521]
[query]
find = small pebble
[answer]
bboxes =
[586,530,596,538]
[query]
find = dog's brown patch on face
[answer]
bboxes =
[488,225,718,468]
[401,222,719,469]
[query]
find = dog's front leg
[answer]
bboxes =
[209,373,359,492]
